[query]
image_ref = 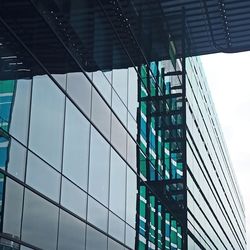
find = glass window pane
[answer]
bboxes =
[110,149,126,219]
[125,225,136,249]
[29,75,65,171]
[104,71,112,83]
[52,74,67,90]
[20,246,33,250]
[111,115,126,159]
[87,196,108,232]
[86,225,107,250]
[61,177,87,219]
[3,178,23,238]
[128,67,138,119]
[127,114,137,140]
[26,152,60,202]
[8,79,31,145]
[93,71,111,104]
[63,99,90,190]
[108,212,125,243]
[22,189,59,250]
[113,69,128,105]
[126,136,136,171]
[67,72,92,117]
[89,127,110,206]
[0,80,15,130]
[91,89,111,140]
[108,238,124,250]
[7,138,26,181]
[126,168,137,228]
[58,210,86,250]
[0,134,9,170]
[112,92,127,126]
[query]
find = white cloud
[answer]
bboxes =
[201,52,250,249]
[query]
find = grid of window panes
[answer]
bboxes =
[0,53,183,250]
[0,0,246,249]
[0,1,140,249]
[0,69,138,250]
[186,57,246,249]
[0,1,183,249]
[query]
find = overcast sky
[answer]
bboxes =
[201,52,250,249]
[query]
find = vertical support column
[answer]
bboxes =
[181,7,188,250]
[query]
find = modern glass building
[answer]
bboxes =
[0,0,247,249]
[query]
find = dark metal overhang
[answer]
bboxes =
[120,0,250,57]
[0,0,250,77]
[157,0,250,55]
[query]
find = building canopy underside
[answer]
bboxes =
[0,0,250,76]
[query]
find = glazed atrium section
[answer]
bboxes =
[0,0,246,250]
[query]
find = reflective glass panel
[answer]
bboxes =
[126,136,136,171]
[63,99,90,190]
[108,238,124,250]
[7,138,26,181]
[87,196,108,232]
[20,246,33,250]
[126,168,137,228]
[52,74,67,90]
[86,225,107,250]
[26,152,60,202]
[61,177,87,219]
[108,212,125,243]
[111,114,126,159]
[58,209,86,250]
[67,72,92,117]
[3,178,23,238]
[112,92,127,126]
[8,79,31,145]
[89,127,110,206]
[110,149,126,219]
[93,71,111,104]
[22,189,59,250]
[112,68,128,105]
[127,114,137,140]
[125,225,136,249]
[128,67,138,119]
[91,89,111,140]
[29,75,65,171]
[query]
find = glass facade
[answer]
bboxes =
[0,0,246,250]
[185,57,246,250]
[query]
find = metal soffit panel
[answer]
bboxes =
[128,0,250,56]
[0,0,250,76]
